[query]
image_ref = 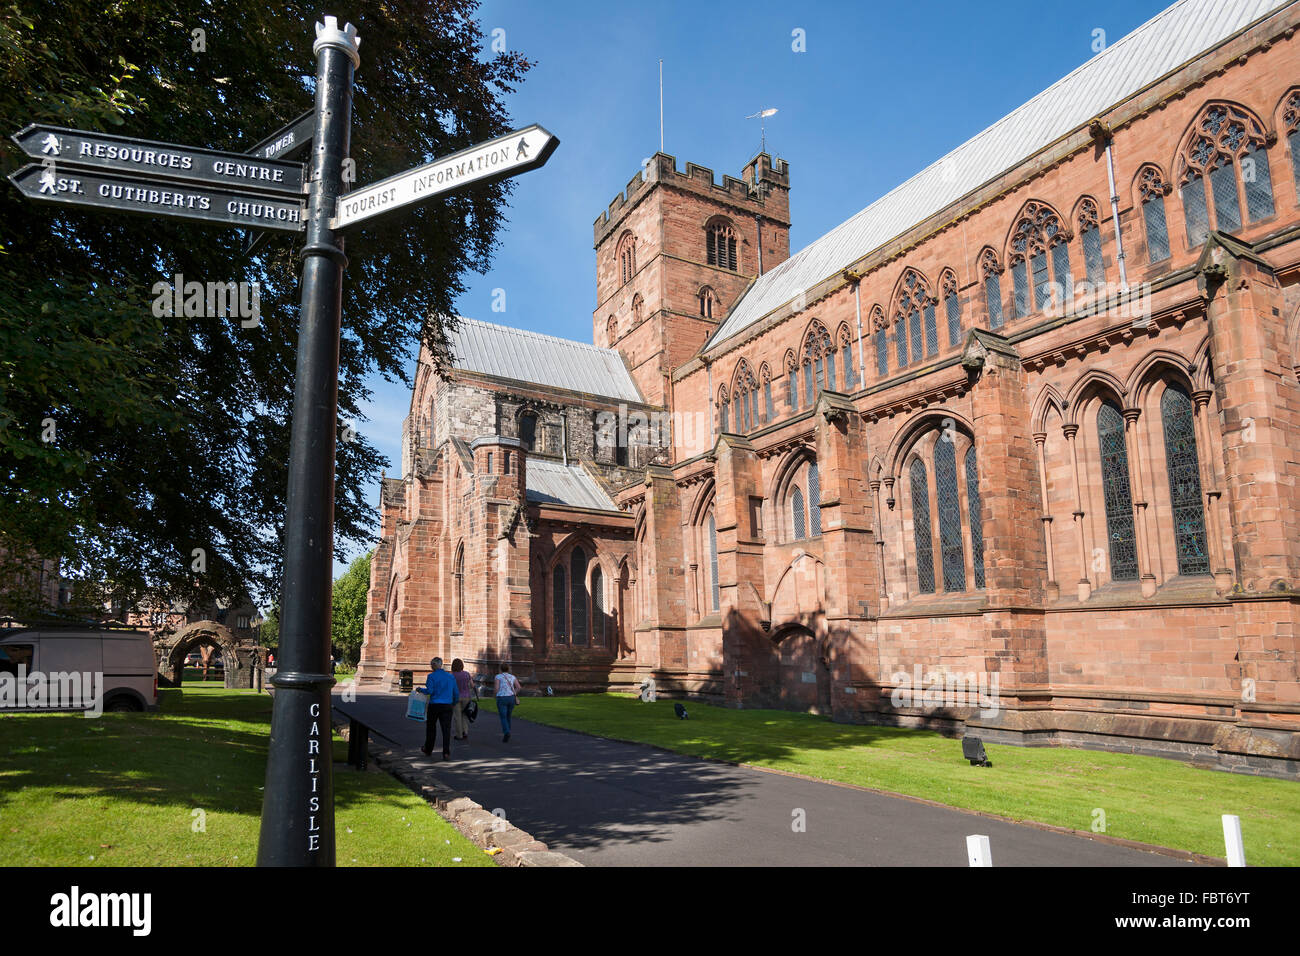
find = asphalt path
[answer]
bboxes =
[333,688,1192,868]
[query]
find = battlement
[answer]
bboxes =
[594,151,790,245]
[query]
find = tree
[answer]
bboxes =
[0,1,530,613]
[258,603,279,652]
[331,552,370,666]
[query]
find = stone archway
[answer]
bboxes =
[772,624,832,715]
[158,620,253,689]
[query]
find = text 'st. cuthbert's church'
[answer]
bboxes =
[362,0,1300,775]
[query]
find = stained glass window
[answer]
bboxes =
[923,302,938,357]
[945,290,961,346]
[788,369,797,411]
[792,486,806,540]
[1144,194,1171,262]
[720,401,729,433]
[1182,177,1210,246]
[1051,242,1071,306]
[1161,385,1210,576]
[808,462,821,536]
[966,446,985,589]
[909,310,923,363]
[804,363,814,405]
[1241,148,1274,222]
[1098,402,1138,581]
[910,459,935,594]
[935,439,965,592]
[842,342,855,388]
[1012,260,1030,318]
[1030,251,1050,311]
[1209,161,1241,232]
[1082,223,1104,286]
[765,381,773,421]
[985,273,1004,329]
[571,548,589,645]
[552,566,567,642]
[826,355,836,391]
[896,324,909,367]
[1290,129,1300,195]
[876,329,888,376]
[592,566,605,645]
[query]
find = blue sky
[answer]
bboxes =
[339,0,1173,576]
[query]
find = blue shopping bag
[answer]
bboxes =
[406,689,427,721]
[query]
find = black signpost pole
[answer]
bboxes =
[256,15,359,867]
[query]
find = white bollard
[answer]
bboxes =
[1222,814,1246,867]
[966,834,993,867]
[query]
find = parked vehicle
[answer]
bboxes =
[0,625,159,713]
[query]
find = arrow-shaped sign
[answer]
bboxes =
[332,124,559,229]
[247,110,315,162]
[13,125,306,197]
[8,164,306,232]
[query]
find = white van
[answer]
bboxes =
[0,626,159,713]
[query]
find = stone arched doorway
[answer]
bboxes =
[773,624,832,714]
[158,620,253,689]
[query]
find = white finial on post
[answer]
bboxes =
[314,15,361,68]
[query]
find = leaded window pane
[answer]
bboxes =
[923,302,937,357]
[985,274,1004,329]
[720,402,728,433]
[1241,148,1274,222]
[708,513,719,611]
[1161,385,1210,576]
[1031,251,1050,311]
[1144,196,1171,262]
[592,567,605,645]
[552,566,567,642]
[1098,402,1139,581]
[909,310,923,362]
[804,363,814,405]
[945,292,961,346]
[896,324,909,367]
[910,459,935,594]
[935,439,965,592]
[876,329,888,376]
[791,486,806,540]
[1050,243,1071,306]
[808,463,821,536]
[1182,176,1210,245]
[966,446,985,589]
[1012,260,1029,317]
[1082,225,1104,286]
[1209,161,1241,233]
[1290,130,1300,195]
[765,382,773,421]
[842,342,855,389]
[826,356,836,391]
[788,370,797,411]
[742,391,751,431]
[571,548,588,645]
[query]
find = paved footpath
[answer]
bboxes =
[333,689,1192,868]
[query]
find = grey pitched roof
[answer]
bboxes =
[707,0,1291,349]
[447,316,643,402]
[525,458,617,511]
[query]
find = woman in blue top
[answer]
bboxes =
[494,662,520,742]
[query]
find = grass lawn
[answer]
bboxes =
[520,693,1300,866]
[0,683,491,867]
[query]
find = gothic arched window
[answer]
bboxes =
[895,270,936,363]
[1161,384,1210,576]
[1284,91,1300,195]
[453,545,465,625]
[935,439,964,592]
[838,325,856,390]
[1097,402,1139,581]
[807,461,821,536]
[592,565,605,646]
[617,233,636,285]
[699,286,716,318]
[785,352,798,412]
[631,293,644,325]
[1137,165,1172,262]
[552,564,567,642]
[1179,103,1274,245]
[966,445,986,589]
[707,511,719,612]
[519,411,537,452]
[941,271,961,347]
[707,220,738,271]
[980,250,1004,329]
[800,322,834,405]
[570,547,589,645]
[718,386,730,433]
[1008,202,1070,317]
[910,458,936,594]
[1078,198,1105,288]
[760,363,774,422]
[732,361,758,433]
[606,315,617,344]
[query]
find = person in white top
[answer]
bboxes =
[494,662,520,742]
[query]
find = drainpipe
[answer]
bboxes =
[1092,118,1128,291]
[706,360,714,446]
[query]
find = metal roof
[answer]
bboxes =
[707,0,1293,348]
[525,458,618,511]
[447,317,643,402]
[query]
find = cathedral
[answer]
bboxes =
[361,0,1300,776]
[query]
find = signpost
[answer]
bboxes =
[8,13,558,868]
[244,111,316,257]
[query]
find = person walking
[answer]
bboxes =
[495,662,520,743]
[450,658,476,741]
[417,657,459,760]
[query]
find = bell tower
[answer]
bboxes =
[592,151,791,408]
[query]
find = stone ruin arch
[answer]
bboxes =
[157,620,261,689]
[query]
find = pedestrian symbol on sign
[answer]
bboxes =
[41,133,60,155]
[516,136,529,160]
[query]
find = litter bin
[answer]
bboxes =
[399,670,413,693]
